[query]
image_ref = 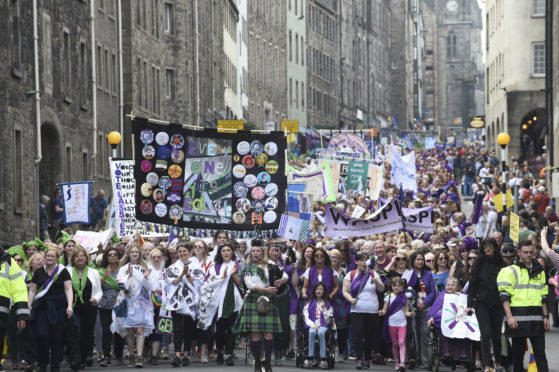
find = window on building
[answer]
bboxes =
[98,0,105,12]
[532,42,545,77]
[295,0,298,15]
[136,0,141,26]
[10,0,21,74]
[295,34,299,64]
[164,3,174,33]
[156,68,160,114]
[97,133,104,177]
[112,52,117,95]
[142,0,147,30]
[532,0,545,16]
[446,32,457,58]
[152,65,156,111]
[108,0,115,18]
[14,128,23,209]
[65,145,72,182]
[151,0,156,35]
[295,81,299,109]
[165,68,175,99]
[137,58,142,106]
[104,49,110,92]
[79,41,88,107]
[143,61,148,107]
[301,37,304,65]
[289,78,293,104]
[289,30,292,61]
[82,150,88,181]
[43,13,53,91]
[301,82,304,108]
[97,45,103,91]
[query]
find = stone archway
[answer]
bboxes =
[520,108,546,156]
[39,122,62,197]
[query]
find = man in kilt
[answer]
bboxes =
[234,240,286,372]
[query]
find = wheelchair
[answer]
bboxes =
[427,326,475,372]
[294,321,336,369]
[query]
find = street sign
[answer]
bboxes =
[217,120,244,132]
[510,212,520,243]
[281,120,299,133]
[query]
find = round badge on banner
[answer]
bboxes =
[264,142,278,156]
[257,172,271,186]
[237,141,250,155]
[154,203,168,217]
[140,183,153,197]
[252,200,265,213]
[265,160,279,174]
[232,164,247,178]
[171,150,185,164]
[159,176,171,191]
[168,164,182,178]
[250,140,263,155]
[244,174,257,188]
[251,186,265,200]
[170,133,185,149]
[142,145,155,159]
[141,160,152,173]
[233,211,246,224]
[265,183,278,197]
[233,182,249,198]
[157,146,171,160]
[169,205,183,222]
[155,132,170,146]
[263,211,276,224]
[140,200,153,215]
[242,155,255,169]
[153,189,165,203]
[233,154,241,163]
[255,153,268,166]
[265,197,278,210]
[167,191,181,204]
[235,198,251,212]
[146,172,159,186]
[140,129,154,145]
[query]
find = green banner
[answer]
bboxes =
[346,161,368,192]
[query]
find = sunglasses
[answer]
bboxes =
[467,257,476,261]
[14,258,23,263]
[438,257,447,261]
[152,256,162,259]
[395,257,407,262]
[315,254,324,258]
[107,253,118,257]
[425,259,434,263]
[194,245,204,249]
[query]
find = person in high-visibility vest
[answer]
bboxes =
[0,246,29,372]
[497,239,549,372]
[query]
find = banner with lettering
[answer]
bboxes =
[110,159,136,237]
[60,181,92,225]
[325,199,404,238]
[402,206,434,233]
[73,229,114,253]
[132,117,287,230]
[346,161,369,192]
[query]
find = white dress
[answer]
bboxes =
[113,263,155,335]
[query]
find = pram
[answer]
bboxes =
[427,326,475,372]
[294,312,336,369]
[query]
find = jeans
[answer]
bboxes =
[511,336,548,372]
[462,176,474,196]
[414,308,430,364]
[475,303,503,367]
[308,327,328,358]
[350,313,379,362]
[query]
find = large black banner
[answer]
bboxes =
[132,117,287,230]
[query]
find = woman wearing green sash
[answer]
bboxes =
[68,247,102,369]
[27,247,73,372]
[98,247,124,367]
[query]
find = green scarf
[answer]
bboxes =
[72,266,89,307]
[98,268,120,292]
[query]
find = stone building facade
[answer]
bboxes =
[339,0,391,130]
[306,0,340,129]
[246,0,287,129]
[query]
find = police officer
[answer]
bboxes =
[0,246,29,372]
[497,239,549,372]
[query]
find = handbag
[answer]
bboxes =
[256,295,271,315]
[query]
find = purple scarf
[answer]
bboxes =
[349,270,372,298]
[306,298,332,329]
[381,292,408,343]
[308,265,335,295]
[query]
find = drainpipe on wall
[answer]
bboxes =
[33,0,42,237]
[90,0,98,162]
[117,0,124,156]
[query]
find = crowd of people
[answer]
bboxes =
[2,142,557,372]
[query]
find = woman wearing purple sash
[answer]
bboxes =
[335,240,357,272]
[301,247,339,301]
[328,249,350,361]
[342,253,385,369]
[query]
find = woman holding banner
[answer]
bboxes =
[27,247,73,372]
[114,244,154,368]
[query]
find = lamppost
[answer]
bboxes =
[497,132,510,214]
[107,131,122,158]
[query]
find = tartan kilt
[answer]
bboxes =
[234,292,282,334]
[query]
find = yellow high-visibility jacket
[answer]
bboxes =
[497,259,547,337]
[0,252,29,324]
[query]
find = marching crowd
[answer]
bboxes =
[1,142,557,372]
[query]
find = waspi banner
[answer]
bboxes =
[325,199,404,237]
[110,159,136,238]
